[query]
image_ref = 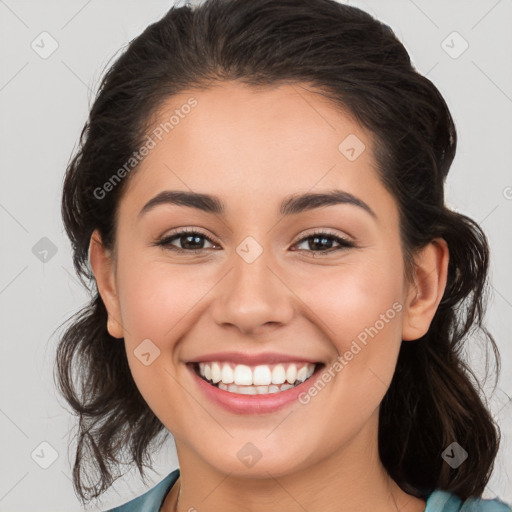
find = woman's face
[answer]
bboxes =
[91,81,445,479]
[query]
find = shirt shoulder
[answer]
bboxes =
[104,468,180,512]
[425,489,512,512]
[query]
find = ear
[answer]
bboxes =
[88,229,124,339]
[401,238,449,341]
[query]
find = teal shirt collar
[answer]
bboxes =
[106,469,511,512]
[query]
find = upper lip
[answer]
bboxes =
[186,352,321,366]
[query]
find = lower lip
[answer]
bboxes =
[187,363,323,414]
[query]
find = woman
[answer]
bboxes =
[55,0,511,511]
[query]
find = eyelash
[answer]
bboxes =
[153,227,355,255]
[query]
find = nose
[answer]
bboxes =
[210,245,295,336]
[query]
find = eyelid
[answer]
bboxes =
[292,227,354,245]
[154,226,356,254]
[158,227,352,244]
[160,226,217,242]
[153,227,220,252]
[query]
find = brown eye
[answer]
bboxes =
[292,231,355,254]
[155,229,218,253]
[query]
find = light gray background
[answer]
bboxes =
[0,0,511,510]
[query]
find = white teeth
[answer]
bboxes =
[253,365,272,386]
[296,365,308,382]
[233,364,253,386]
[211,362,221,383]
[196,361,317,393]
[271,364,286,385]
[286,364,297,384]
[237,386,257,395]
[218,382,292,394]
[221,364,234,384]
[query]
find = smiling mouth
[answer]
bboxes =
[190,361,324,395]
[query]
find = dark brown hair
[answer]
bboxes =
[55,0,501,505]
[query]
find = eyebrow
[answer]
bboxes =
[138,189,377,220]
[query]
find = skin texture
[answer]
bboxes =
[89,81,449,512]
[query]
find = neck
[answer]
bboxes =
[162,413,426,512]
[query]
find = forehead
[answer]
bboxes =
[119,81,395,224]
[143,80,371,169]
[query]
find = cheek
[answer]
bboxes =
[114,254,214,420]
[294,264,404,430]
[297,251,404,400]
[302,257,403,346]
[116,254,214,344]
